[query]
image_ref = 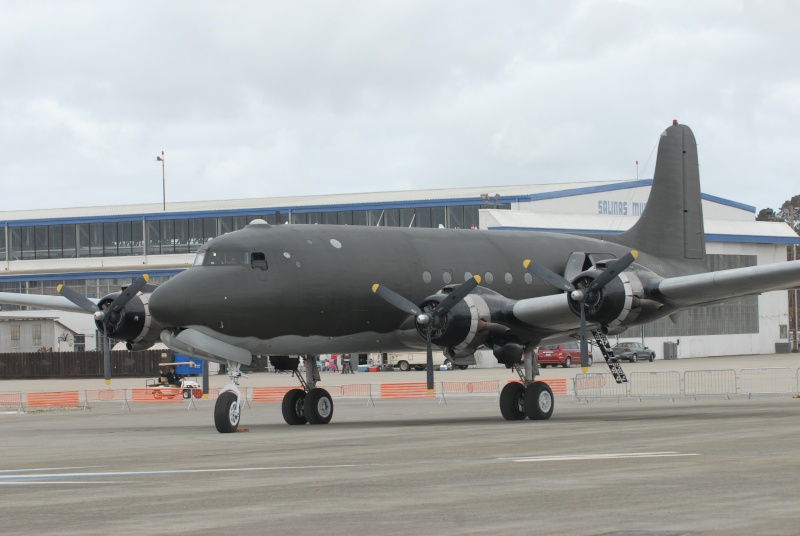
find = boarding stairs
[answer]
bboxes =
[591,330,627,384]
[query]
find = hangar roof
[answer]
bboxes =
[0,178,756,223]
[481,210,800,244]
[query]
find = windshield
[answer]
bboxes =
[202,250,251,266]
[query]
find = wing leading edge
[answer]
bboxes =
[657,260,800,307]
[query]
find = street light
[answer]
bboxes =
[156,151,165,211]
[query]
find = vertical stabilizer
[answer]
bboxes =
[614,121,705,262]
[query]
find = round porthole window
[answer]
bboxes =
[505,272,513,284]
[485,272,494,284]
[330,239,342,249]
[443,272,452,284]
[423,271,432,284]
[283,252,291,259]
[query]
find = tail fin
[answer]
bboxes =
[612,121,705,262]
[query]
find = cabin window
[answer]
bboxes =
[251,252,268,271]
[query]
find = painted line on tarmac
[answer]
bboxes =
[498,451,701,463]
[0,466,105,474]
[0,463,372,483]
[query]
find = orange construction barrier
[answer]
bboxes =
[380,382,435,399]
[506,378,568,395]
[250,386,297,403]
[25,391,81,409]
[129,388,185,403]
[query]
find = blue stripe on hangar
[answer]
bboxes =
[487,227,800,244]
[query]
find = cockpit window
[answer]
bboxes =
[202,251,251,266]
[193,252,206,266]
[251,252,268,271]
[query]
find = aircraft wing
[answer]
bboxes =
[657,259,800,306]
[0,292,94,314]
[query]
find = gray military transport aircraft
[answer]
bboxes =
[2,121,800,433]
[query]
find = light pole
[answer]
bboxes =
[156,151,165,210]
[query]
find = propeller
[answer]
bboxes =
[523,252,638,370]
[58,275,150,385]
[372,275,481,392]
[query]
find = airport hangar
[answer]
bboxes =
[0,178,797,359]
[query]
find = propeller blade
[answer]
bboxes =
[372,284,423,316]
[57,284,99,314]
[426,325,434,393]
[523,259,575,293]
[432,275,481,317]
[587,251,638,292]
[108,274,150,313]
[103,324,111,385]
[579,302,589,370]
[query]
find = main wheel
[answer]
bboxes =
[524,382,554,420]
[304,388,334,425]
[281,388,307,425]
[398,361,410,371]
[499,382,526,421]
[214,391,240,433]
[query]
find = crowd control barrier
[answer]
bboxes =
[739,368,797,396]
[684,369,738,399]
[340,384,375,406]
[84,389,130,411]
[439,380,499,405]
[629,371,682,400]
[0,393,24,413]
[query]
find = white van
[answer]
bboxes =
[388,352,473,371]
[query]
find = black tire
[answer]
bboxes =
[214,391,240,433]
[499,382,526,421]
[524,382,554,420]
[304,388,334,425]
[398,361,410,372]
[540,364,547,368]
[630,353,638,363]
[563,357,572,368]
[649,353,655,362]
[457,365,468,370]
[182,389,191,399]
[281,388,307,425]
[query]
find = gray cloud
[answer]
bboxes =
[2,0,799,213]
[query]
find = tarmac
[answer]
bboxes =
[2,354,800,535]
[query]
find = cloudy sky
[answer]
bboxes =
[1,0,798,214]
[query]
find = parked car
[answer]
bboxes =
[537,342,592,368]
[611,342,656,362]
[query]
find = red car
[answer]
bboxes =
[537,342,592,368]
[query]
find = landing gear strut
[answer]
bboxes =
[280,355,334,426]
[499,346,554,421]
[215,361,243,433]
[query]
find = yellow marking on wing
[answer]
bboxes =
[523,259,531,269]
[372,284,380,293]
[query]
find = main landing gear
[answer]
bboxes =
[499,346,554,421]
[281,355,333,426]
[214,356,334,433]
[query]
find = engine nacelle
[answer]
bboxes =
[96,292,164,351]
[568,269,666,332]
[417,288,512,359]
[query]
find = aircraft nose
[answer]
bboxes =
[149,278,188,327]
